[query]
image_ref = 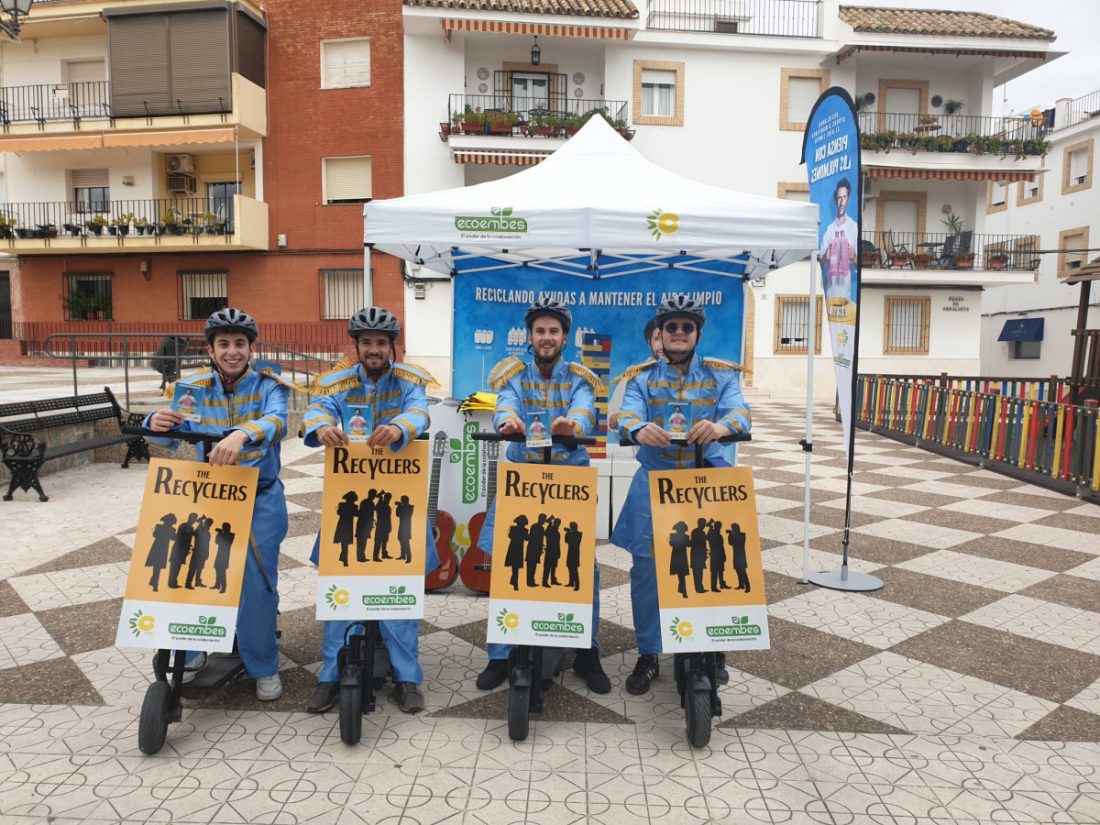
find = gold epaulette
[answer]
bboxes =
[568,362,608,396]
[611,359,658,388]
[309,358,360,397]
[257,365,310,394]
[393,362,442,389]
[703,356,753,375]
[488,356,524,391]
[163,369,215,400]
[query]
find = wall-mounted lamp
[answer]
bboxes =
[140,257,152,281]
[0,0,34,41]
[531,35,541,67]
[413,282,427,300]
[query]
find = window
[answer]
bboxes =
[180,271,227,320]
[71,169,109,212]
[323,156,372,204]
[511,73,550,110]
[321,38,370,89]
[773,295,823,354]
[883,296,930,355]
[1018,173,1044,206]
[779,68,830,131]
[1062,139,1093,194]
[633,60,684,126]
[1012,340,1041,360]
[1013,235,1041,270]
[322,269,363,320]
[64,273,112,321]
[986,182,1008,214]
[1058,227,1089,277]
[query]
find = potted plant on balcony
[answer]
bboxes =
[527,114,557,137]
[913,250,933,269]
[454,108,486,135]
[485,111,518,135]
[860,243,881,269]
[915,113,940,133]
[201,211,225,235]
[110,212,133,236]
[0,215,14,240]
[86,214,108,236]
[986,251,1009,270]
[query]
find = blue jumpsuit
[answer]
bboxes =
[303,359,441,685]
[482,355,604,661]
[145,362,293,679]
[609,354,751,655]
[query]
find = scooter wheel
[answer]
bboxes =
[507,684,530,742]
[138,681,172,755]
[686,688,712,748]
[339,667,362,746]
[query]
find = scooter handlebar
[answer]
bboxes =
[471,431,597,447]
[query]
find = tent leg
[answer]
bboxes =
[801,255,817,584]
[363,245,373,306]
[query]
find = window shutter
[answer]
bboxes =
[169,10,232,114]
[324,157,373,204]
[323,39,371,89]
[71,169,109,188]
[108,14,170,117]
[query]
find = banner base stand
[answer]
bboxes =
[808,567,883,592]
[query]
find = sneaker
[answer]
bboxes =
[625,655,660,695]
[181,652,207,685]
[306,681,339,713]
[572,649,611,694]
[715,653,730,686]
[475,658,509,690]
[392,682,424,713]
[255,673,283,701]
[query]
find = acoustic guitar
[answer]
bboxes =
[458,438,499,594]
[425,431,458,591]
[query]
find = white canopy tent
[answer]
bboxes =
[362,114,823,582]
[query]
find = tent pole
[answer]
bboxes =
[801,254,817,584]
[363,245,373,305]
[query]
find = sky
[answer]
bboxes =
[853,0,1100,115]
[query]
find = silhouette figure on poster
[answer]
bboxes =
[690,518,709,594]
[564,522,583,591]
[396,495,415,562]
[167,512,199,588]
[185,516,213,589]
[145,513,177,592]
[373,491,394,561]
[668,520,690,598]
[727,523,750,593]
[212,521,235,594]
[355,489,377,563]
[334,491,359,566]
[525,513,547,587]
[504,515,529,590]
[707,519,731,592]
[541,516,563,587]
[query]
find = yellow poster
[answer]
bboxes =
[317,441,430,620]
[116,458,259,652]
[486,463,598,647]
[648,465,770,651]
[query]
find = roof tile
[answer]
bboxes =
[404,0,639,19]
[839,5,1054,41]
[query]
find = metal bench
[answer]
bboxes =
[0,387,149,502]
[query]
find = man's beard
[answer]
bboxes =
[533,344,563,367]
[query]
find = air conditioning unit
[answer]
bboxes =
[167,173,197,195]
[166,153,195,175]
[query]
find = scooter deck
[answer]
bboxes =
[182,653,246,690]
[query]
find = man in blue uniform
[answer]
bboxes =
[303,306,440,714]
[475,298,610,694]
[146,308,293,701]
[610,296,751,694]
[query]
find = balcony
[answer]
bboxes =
[0,195,269,255]
[858,230,1039,288]
[646,0,820,37]
[0,74,266,152]
[441,94,631,165]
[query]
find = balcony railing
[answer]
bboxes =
[1,81,111,125]
[646,0,820,37]
[858,112,1049,156]
[860,231,1040,272]
[445,94,629,137]
[0,198,237,240]
[1066,88,1100,130]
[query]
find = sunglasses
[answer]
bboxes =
[662,321,696,334]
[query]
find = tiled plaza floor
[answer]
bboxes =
[1,395,1099,824]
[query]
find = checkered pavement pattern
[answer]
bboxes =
[1,401,1099,824]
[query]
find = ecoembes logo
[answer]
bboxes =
[128,609,156,637]
[706,615,762,639]
[363,585,416,606]
[646,208,680,240]
[456,422,480,505]
[170,615,227,638]
[531,612,584,635]
[324,584,350,610]
[454,207,528,234]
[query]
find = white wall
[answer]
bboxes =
[6,149,156,202]
[403,33,466,197]
[0,35,107,87]
[981,304,1100,378]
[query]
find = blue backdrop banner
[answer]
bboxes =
[451,263,746,399]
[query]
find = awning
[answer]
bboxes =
[451,148,554,166]
[865,167,1036,183]
[0,134,104,152]
[441,18,631,40]
[997,318,1044,342]
[102,127,238,148]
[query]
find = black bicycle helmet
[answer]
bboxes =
[348,306,400,339]
[643,317,659,342]
[204,308,258,343]
[524,298,572,334]
[654,295,706,329]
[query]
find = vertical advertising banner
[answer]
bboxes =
[648,466,769,652]
[317,441,430,620]
[804,88,862,457]
[116,458,259,652]
[486,463,599,647]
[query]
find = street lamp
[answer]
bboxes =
[0,0,34,41]
[530,36,540,67]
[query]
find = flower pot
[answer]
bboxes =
[890,256,910,268]
[987,259,1007,270]
[913,257,932,270]
[487,123,514,135]
[15,227,31,239]
[87,224,105,236]
[954,257,974,270]
[860,253,880,268]
[529,126,556,137]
